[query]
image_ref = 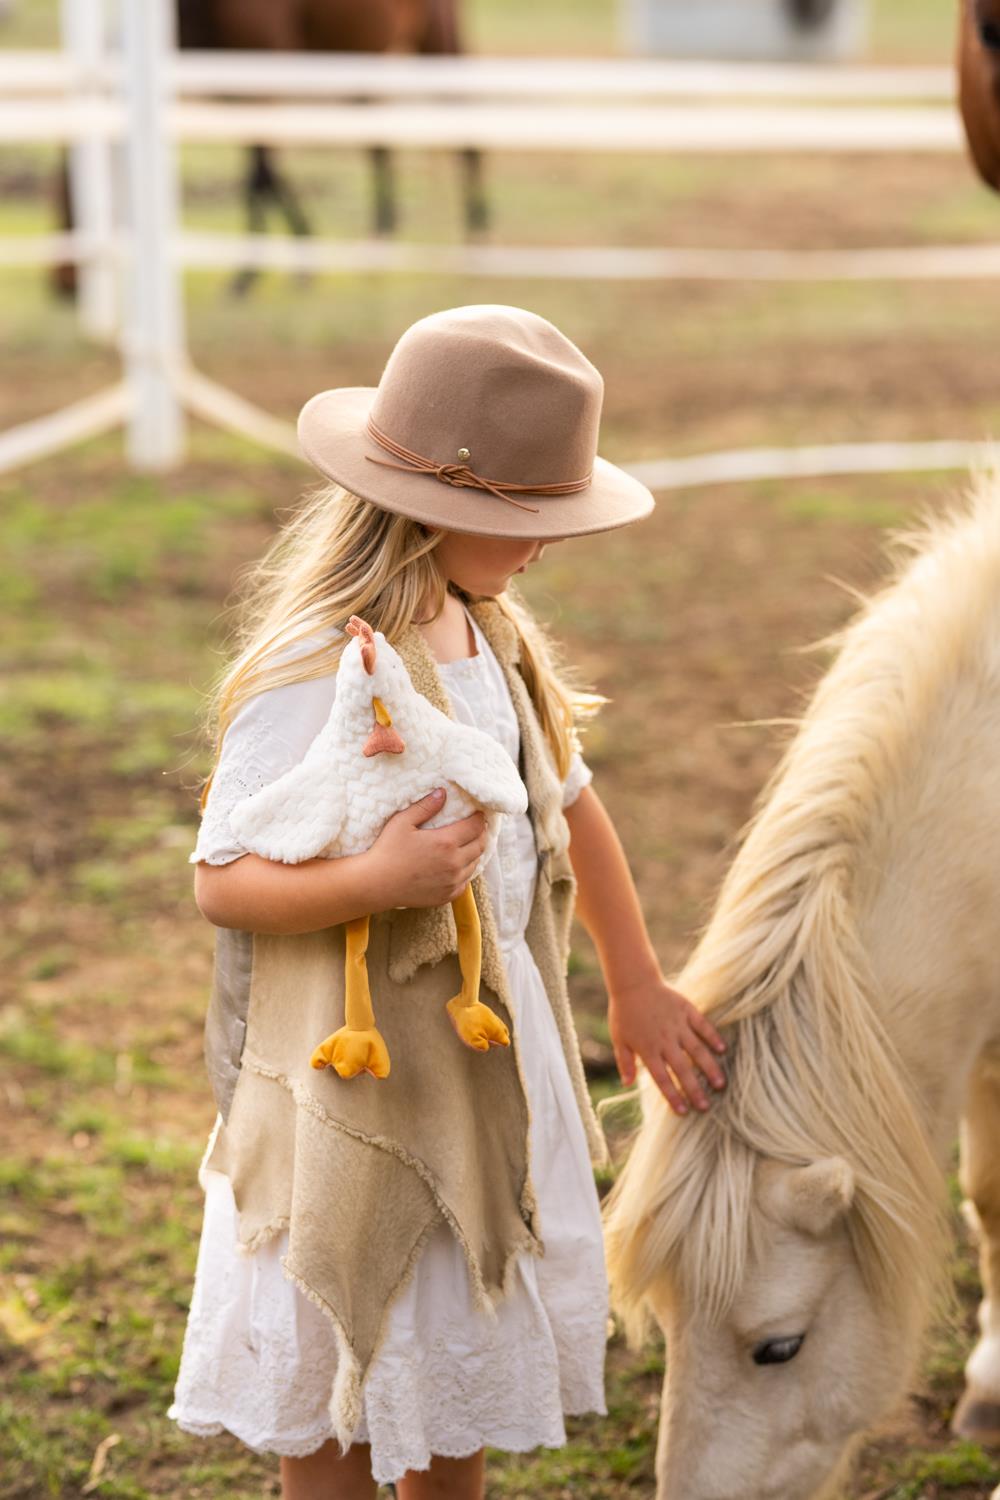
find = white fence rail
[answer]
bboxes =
[0,97,963,152]
[12,232,1000,287]
[0,51,954,101]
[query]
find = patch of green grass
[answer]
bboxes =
[0,657,197,776]
[72,857,131,904]
[0,668,118,736]
[567,945,601,977]
[28,947,77,981]
[0,1015,168,1089]
[0,482,235,606]
[0,1400,97,1497]
[885,1441,1000,1497]
[777,489,910,529]
[491,1333,662,1494]
[491,1434,650,1494]
[51,1103,201,1177]
[87,804,185,854]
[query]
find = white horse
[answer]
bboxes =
[602,475,1000,1500]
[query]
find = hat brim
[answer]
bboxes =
[297,387,655,540]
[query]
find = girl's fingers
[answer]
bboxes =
[665,1045,709,1112]
[648,1059,689,1117]
[685,1032,726,1091]
[611,1037,636,1087]
[690,1008,727,1055]
[453,812,488,850]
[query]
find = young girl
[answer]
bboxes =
[168,304,726,1499]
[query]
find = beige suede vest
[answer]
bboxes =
[200,597,609,1448]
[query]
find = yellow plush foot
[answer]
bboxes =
[311,1025,391,1079]
[445,996,510,1051]
[445,882,510,1052]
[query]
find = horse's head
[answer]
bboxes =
[971,0,1000,53]
[604,1013,943,1500]
[644,1154,920,1500]
[960,0,1000,189]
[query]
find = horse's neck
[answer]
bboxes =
[855,681,1000,1157]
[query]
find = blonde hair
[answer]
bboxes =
[195,482,604,810]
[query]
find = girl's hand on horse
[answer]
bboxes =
[608,977,726,1115]
[366,788,489,909]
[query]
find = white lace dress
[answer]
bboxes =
[168,605,609,1483]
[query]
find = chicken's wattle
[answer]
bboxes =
[363,696,406,757]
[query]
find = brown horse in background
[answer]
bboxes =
[958,0,1000,190]
[56,0,488,300]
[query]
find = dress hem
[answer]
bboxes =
[168,1395,610,1474]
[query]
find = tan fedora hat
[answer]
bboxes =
[297,304,655,539]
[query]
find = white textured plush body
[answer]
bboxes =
[228,624,528,876]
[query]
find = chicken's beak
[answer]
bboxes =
[363,696,406,757]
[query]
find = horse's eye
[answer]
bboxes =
[752,1334,805,1366]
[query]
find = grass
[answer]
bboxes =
[881,1443,1000,1498]
[3,445,988,1499]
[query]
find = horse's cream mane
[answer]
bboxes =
[603,474,1000,1346]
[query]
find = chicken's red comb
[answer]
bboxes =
[346,615,377,675]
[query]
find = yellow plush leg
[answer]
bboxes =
[310,915,391,1079]
[444,884,510,1052]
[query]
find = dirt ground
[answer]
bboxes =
[1,438,994,1499]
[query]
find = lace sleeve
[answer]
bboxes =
[190,637,341,866]
[562,746,594,811]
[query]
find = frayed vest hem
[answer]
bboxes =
[241,1047,545,1302]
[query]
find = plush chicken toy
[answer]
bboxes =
[228,616,529,1081]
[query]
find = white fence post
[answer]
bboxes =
[59,0,116,341]
[120,0,185,469]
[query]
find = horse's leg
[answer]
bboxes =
[256,143,313,290]
[229,145,271,299]
[52,151,78,300]
[459,148,489,237]
[417,0,490,237]
[230,145,311,296]
[257,143,312,243]
[370,146,397,236]
[954,1048,1000,1443]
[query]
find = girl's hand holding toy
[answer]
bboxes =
[364,789,489,910]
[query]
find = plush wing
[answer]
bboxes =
[437,718,528,816]
[229,740,347,864]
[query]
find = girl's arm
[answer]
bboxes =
[195,790,487,935]
[564,783,726,1116]
[195,848,385,935]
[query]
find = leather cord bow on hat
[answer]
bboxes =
[363,415,595,516]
